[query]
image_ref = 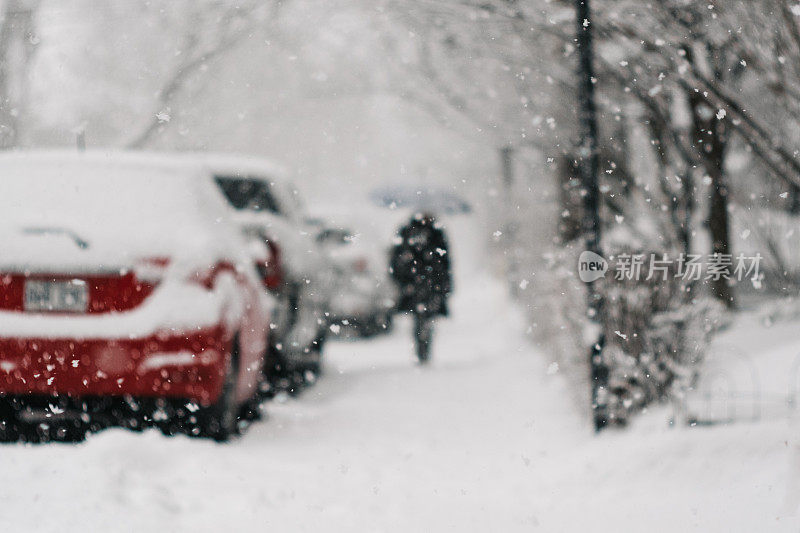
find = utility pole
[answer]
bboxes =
[575,0,607,431]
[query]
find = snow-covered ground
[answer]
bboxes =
[1,219,798,532]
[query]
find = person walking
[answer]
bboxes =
[390,212,452,363]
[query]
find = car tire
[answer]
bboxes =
[196,336,240,442]
[0,398,21,443]
[377,312,394,334]
[262,283,299,382]
[311,323,328,354]
[301,324,328,376]
[361,312,393,338]
[0,397,89,444]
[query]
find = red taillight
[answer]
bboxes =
[88,271,156,312]
[263,240,283,291]
[91,257,168,311]
[134,256,171,283]
[188,261,236,290]
[0,274,24,311]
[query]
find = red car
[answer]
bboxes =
[0,152,273,442]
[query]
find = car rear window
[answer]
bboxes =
[214,176,282,215]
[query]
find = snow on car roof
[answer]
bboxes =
[0,149,288,179]
[184,152,289,181]
[0,151,239,265]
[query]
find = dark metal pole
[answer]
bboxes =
[576,0,600,260]
[575,0,607,431]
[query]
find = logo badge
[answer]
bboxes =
[578,251,608,282]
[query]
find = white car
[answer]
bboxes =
[314,223,398,337]
[188,154,336,377]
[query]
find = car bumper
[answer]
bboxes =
[331,278,397,319]
[0,326,229,405]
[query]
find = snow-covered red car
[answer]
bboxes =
[0,152,273,442]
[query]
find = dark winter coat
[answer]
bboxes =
[390,215,452,316]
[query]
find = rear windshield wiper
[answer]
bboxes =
[22,227,90,250]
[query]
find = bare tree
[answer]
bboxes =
[126,1,280,149]
[0,0,39,149]
[375,0,800,423]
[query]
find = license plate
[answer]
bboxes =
[24,279,88,312]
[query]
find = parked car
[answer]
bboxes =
[191,154,336,379]
[314,223,397,337]
[0,152,273,442]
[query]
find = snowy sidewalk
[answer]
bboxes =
[686,305,800,425]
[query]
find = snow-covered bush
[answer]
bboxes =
[522,239,726,427]
[599,249,726,425]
